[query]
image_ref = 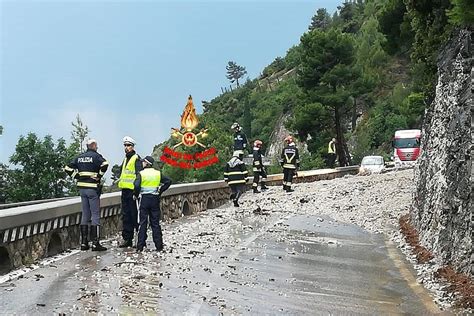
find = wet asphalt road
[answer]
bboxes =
[0,195,441,315]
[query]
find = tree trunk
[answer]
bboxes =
[351,97,357,131]
[334,106,348,167]
[236,78,240,87]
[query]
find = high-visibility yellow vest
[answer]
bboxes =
[118,154,138,189]
[328,141,335,154]
[139,168,161,195]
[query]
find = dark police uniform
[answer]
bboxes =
[224,156,248,207]
[280,144,300,192]
[134,163,171,252]
[65,148,109,250]
[118,150,143,247]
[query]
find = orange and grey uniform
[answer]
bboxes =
[65,149,109,225]
[280,144,300,190]
[252,147,267,188]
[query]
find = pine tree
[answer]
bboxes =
[298,29,356,166]
[309,8,331,31]
[226,61,247,87]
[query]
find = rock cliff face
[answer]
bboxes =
[411,28,473,276]
[266,113,308,162]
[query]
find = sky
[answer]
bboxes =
[0,0,338,167]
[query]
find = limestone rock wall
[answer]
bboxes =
[411,28,473,276]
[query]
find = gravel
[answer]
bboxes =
[70,169,467,313]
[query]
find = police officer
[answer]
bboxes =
[118,136,143,248]
[224,153,248,207]
[252,140,268,193]
[327,138,337,168]
[65,139,109,251]
[134,156,172,252]
[280,136,300,193]
[231,122,248,160]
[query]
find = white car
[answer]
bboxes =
[359,156,385,174]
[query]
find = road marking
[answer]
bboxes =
[384,238,441,314]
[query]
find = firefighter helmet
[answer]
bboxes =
[284,136,293,144]
[254,140,263,147]
[231,122,240,130]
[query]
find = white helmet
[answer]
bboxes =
[231,122,240,130]
[123,136,136,146]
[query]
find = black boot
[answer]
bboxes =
[286,186,294,193]
[80,225,90,251]
[261,184,268,191]
[233,199,240,207]
[119,240,133,248]
[283,185,287,191]
[90,225,107,251]
[253,187,261,194]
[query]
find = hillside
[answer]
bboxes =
[153,0,471,184]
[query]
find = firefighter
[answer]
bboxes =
[134,156,172,252]
[65,139,109,251]
[280,136,300,193]
[327,138,337,168]
[252,140,268,193]
[118,136,143,248]
[231,122,248,160]
[224,153,248,207]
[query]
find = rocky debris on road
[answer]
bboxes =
[51,169,462,313]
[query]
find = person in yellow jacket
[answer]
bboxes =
[134,156,171,252]
[118,136,143,248]
[328,138,337,168]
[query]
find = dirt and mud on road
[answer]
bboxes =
[0,170,454,314]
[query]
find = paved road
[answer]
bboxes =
[0,195,441,315]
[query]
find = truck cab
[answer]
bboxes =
[393,129,421,168]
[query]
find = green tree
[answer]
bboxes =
[309,8,331,31]
[7,133,75,202]
[0,163,8,203]
[71,114,90,153]
[355,15,388,81]
[242,99,252,140]
[405,0,452,99]
[298,29,355,166]
[378,0,413,54]
[111,164,121,183]
[447,0,474,26]
[226,61,247,87]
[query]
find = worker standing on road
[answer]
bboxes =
[118,136,143,248]
[224,153,248,207]
[134,156,172,252]
[65,139,109,251]
[328,138,337,168]
[280,136,300,193]
[252,140,268,193]
[231,122,248,160]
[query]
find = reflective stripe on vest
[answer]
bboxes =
[140,168,161,195]
[118,154,138,189]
